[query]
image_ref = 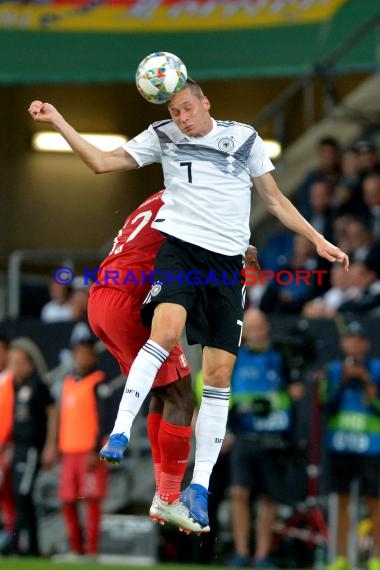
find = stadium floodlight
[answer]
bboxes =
[32,132,128,153]
[263,139,282,160]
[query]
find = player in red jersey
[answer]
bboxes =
[88,191,209,534]
[89,190,259,533]
[89,191,172,379]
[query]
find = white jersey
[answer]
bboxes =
[124,118,274,255]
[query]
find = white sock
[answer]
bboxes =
[111,340,169,438]
[192,385,230,489]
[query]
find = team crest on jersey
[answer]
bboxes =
[151,283,162,297]
[218,137,235,153]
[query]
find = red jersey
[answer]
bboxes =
[94,191,165,292]
[88,191,192,383]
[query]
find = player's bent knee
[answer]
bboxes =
[151,304,186,350]
[150,329,181,352]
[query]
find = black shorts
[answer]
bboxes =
[229,438,291,503]
[141,235,245,355]
[328,452,380,497]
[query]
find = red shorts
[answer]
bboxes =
[88,286,191,388]
[59,452,108,502]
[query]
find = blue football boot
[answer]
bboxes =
[99,433,128,464]
[181,483,210,527]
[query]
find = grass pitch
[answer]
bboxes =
[0,561,228,570]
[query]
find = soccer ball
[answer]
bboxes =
[135,52,188,104]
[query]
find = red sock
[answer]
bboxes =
[158,419,192,503]
[1,471,15,533]
[147,413,162,491]
[62,503,82,554]
[86,501,101,555]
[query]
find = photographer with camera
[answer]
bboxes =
[228,309,305,568]
[320,322,380,570]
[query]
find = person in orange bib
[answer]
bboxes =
[58,340,109,559]
[0,335,15,554]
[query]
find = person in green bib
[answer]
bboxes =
[320,321,380,570]
[227,309,305,568]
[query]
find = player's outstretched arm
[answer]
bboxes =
[254,172,349,270]
[28,100,138,174]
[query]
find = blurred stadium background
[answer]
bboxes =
[1,0,380,568]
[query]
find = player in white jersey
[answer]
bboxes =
[29,80,348,528]
[125,116,271,256]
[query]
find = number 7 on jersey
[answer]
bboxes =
[180,162,193,183]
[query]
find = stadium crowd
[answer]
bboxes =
[250,137,380,318]
[0,136,380,568]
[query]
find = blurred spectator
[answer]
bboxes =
[332,215,351,254]
[338,261,380,315]
[40,278,73,323]
[69,279,93,348]
[228,310,305,568]
[333,148,365,217]
[260,235,321,314]
[0,335,15,554]
[320,322,380,570]
[56,340,108,561]
[306,180,336,241]
[6,338,57,556]
[338,218,380,277]
[362,173,380,240]
[0,336,8,371]
[257,232,294,274]
[298,137,341,217]
[354,140,380,181]
[69,278,89,321]
[55,280,94,369]
[302,265,358,319]
[246,279,270,311]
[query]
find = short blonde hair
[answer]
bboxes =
[183,77,204,99]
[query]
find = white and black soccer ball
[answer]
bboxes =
[135,51,188,104]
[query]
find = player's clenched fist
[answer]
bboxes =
[28,100,60,124]
[244,245,260,272]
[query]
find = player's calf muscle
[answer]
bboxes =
[203,349,236,388]
[163,377,194,425]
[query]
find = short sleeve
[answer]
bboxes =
[247,134,275,178]
[123,125,162,167]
